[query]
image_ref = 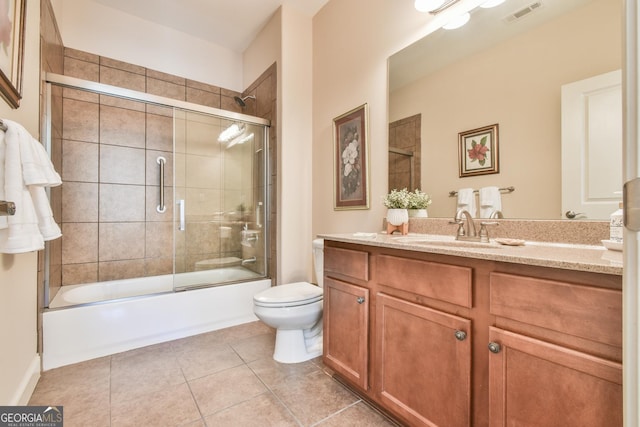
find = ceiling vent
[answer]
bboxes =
[503,1,543,23]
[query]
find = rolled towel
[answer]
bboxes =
[457,188,476,217]
[479,186,502,218]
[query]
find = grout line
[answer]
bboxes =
[309,400,363,427]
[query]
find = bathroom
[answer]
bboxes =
[0,0,638,424]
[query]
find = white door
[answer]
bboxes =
[561,70,622,219]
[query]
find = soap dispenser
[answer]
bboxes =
[609,202,624,243]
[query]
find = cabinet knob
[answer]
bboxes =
[488,342,502,354]
[357,296,365,304]
[454,330,467,341]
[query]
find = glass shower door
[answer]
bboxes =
[173,110,267,290]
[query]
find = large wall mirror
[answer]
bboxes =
[388,0,621,220]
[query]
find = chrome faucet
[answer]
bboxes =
[454,209,477,239]
[451,209,498,243]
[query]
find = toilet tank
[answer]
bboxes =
[312,238,324,288]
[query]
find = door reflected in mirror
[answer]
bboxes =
[388,0,621,220]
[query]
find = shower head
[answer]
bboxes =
[234,95,256,108]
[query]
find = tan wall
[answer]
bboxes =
[312,0,442,237]
[0,0,43,405]
[390,0,621,219]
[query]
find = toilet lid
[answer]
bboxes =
[254,282,323,307]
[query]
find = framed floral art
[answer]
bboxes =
[458,123,499,177]
[0,0,25,109]
[333,104,370,210]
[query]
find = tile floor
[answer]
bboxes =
[29,321,397,427]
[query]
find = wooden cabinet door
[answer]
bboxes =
[488,327,622,427]
[375,293,472,427]
[323,277,369,390]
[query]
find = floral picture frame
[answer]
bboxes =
[458,123,499,177]
[0,0,25,109]
[333,103,370,210]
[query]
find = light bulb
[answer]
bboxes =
[414,0,446,13]
[442,12,470,29]
[480,0,506,8]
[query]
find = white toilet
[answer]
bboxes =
[253,238,324,363]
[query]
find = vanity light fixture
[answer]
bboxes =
[414,0,446,12]
[480,0,506,8]
[442,11,470,29]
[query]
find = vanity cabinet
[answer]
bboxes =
[323,246,371,392]
[488,271,623,427]
[322,239,623,427]
[324,277,369,390]
[375,293,471,426]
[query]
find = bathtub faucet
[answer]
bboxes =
[242,256,257,265]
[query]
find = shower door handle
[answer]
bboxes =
[178,199,185,231]
[156,156,167,213]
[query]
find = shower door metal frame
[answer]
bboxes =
[43,73,271,305]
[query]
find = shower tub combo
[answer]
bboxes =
[42,74,271,370]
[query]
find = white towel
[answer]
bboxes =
[0,119,62,253]
[456,188,476,217]
[479,186,502,218]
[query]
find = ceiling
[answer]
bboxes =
[91,0,330,52]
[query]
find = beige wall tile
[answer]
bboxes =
[63,98,99,142]
[147,77,185,101]
[62,223,98,264]
[99,184,146,222]
[99,222,145,262]
[64,47,99,63]
[62,182,99,222]
[145,222,173,259]
[99,259,146,282]
[147,68,185,86]
[62,87,99,103]
[186,87,220,109]
[100,105,146,148]
[146,113,173,152]
[61,263,98,286]
[100,94,146,112]
[100,145,146,185]
[62,140,99,182]
[144,257,173,276]
[64,57,99,82]
[185,154,221,189]
[100,56,146,75]
[100,66,146,92]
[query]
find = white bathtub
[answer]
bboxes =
[43,269,271,370]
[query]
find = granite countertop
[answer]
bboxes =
[319,232,623,276]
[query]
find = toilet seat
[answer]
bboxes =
[254,282,323,308]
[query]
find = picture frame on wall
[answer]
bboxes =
[333,103,370,210]
[0,0,25,109]
[459,123,499,177]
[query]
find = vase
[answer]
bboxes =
[408,209,428,218]
[387,208,409,226]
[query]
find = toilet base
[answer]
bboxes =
[273,323,323,364]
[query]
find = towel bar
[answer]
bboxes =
[0,200,16,216]
[449,186,515,197]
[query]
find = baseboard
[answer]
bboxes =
[10,354,41,405]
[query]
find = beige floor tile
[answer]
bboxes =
[203,393,299,426]
[173,341,245,381]
[111,343,185,404]
[248,357,319,390]
[189,365,267,417]
[230,332,276,363]
[271,370,359,426]
[316,402,398,426]
[111,382,201,427]
[214,321,274,344]
[29,356,111,427]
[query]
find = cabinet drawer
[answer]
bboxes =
[490,272,622,347]
[377,255,472,308]
[324,246,369,281]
